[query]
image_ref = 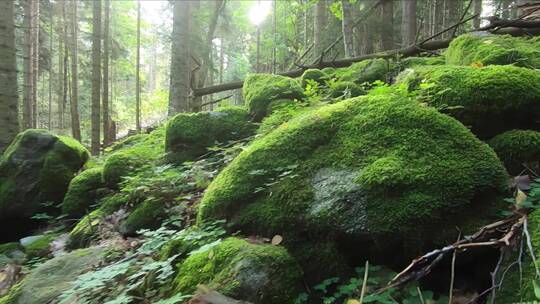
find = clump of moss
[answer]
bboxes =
[0,129,89,221]
[165,106,256,163]
[489,130,540,175]
[102,150,146,188]
[119,199,166,236]
[24,233,58,259]
[174,237,302,304]
[399,56,445,69]
[328,81,365,98]
[398,65,540,138]
[198,89,508,258]
[334,58,391,84]
[243,74,305,121]
[300,69,328,88]
[67,209,105,249]
[62,168,108,218]
[445,33,540,68]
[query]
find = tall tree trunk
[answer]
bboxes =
[168,1,191,116]
[0,0,19,152]
[103,0,111,142]
[91,0,102,155]
[48,6,53,130]
[380,0,394,50]
[69,0,81,141]
[57,2,64,130]
[341,0,355,57]
[473,0,482,28]
[313,0,327,59]
[219,38,224,84]
[136,0,141,132]
[22,0,34,130]
[402,0,417,46]
[31,0,39,128]
[272,0,277,73]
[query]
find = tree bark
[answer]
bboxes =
[69,0,81,141]
[168,0,191,116]
[341,0,355,57]
[91,0,102,155]
[48,6,53,130]
[473,0,482,28]
[402,0,417,46]
[22,0,33,130]
[136,0,141,132]
[380,0,394,50]
[313,0,327,59]
[31,0,39,128]
[0,0,19,152]
[103,0,111,143]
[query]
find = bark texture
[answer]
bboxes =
[401,0,417,46]
[91,0,102,155]
[341,0,355,57]
[168,0,191,116]
[70,0,81,141]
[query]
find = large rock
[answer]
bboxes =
[0,129,89,221]
[62,167,108,218]
[397,65,540,138]
[198,91,508,258]
[173,237,302,304]
[489,130,540,175]
[334,58,391,84]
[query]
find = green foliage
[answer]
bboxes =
[165,106,255,163]
[489,130,540,175]
[327,81,365,99]
[62,167,108,217]
[243,73,306,121]
[445,34,540,68]
[257,101,312,135]
[398,56,445,69]
[398,65,540,138]
[24,233,59,259]
[300,69,328,88]
[334,58,391,84]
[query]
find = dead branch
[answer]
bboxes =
[199,94,233,108]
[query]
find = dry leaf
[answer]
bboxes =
[271,235,283,245]
[516,189,528,205]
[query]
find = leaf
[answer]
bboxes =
[271,235,283,245]
[534,280,540,300]
[516,189,528,206]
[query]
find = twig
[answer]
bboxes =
[359,260,369,304]
[523,217,540,277]
[417,287,425,304]
[451,0,475,38]
[448,232,461,304]
[418,13,479,45]
[490,248,505,304]
[199,94,233,108]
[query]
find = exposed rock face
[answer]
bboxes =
[0,129,89,222]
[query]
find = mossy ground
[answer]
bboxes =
[489,130,540,175]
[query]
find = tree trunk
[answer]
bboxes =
[341,0,355,57]
[313,0,327,59]
[103,0,111,144]
[473,0,482,28]
[402,0,417,46]
[31,0,39,128]
[0,0,19,152]
[22,0,34,130]
[168,0,191,116]
[136,0,141,132]
[380,0,394,50]
[48,6,53,130]
[69,0,81,141]
[91,0,102,155]
[219,38,224,84]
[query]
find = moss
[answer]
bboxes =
[0,129,89,221]
[489,130,540,175]
[321,67,336,77]
[300,69,328,87]
[102,150,146,188]
[399,56,445,69]
[165,106,256,163]
[24,233,58,259]
[334,58,391,84]
[174,237,302,304]
[119,199,166,236]
[399,65,540,138]
[243,74,305,121]
[62,168,107,218]
[108,133,149,152]
[257,103,313,135]
[198,89,508,258]
[67,209,105,249]
[328,81,365,98]
[445,33,540,68]
[0,243,22,255]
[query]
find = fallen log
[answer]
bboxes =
[192,18,540,98]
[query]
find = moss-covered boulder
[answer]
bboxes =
[300,69,328,87]
[119,199,166,236]
[328,81,365,98]
[243,74,305,121]
[334,58,391,84]
[22,233,58,259]
[398,65,540,138]
[62,168,108,218]
[0,247,105,304]
[0,129,89,222]
[198,90,508,258]
[67,209,104,249]
[165,106,256,163]
[489,130,540,175]
[102,150,146,188]
[174,237,302,304]
[445,33,540,68]
[399,56,445,69]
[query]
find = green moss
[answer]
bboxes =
[445,34,540,68]
[102,150,146,188]
[67,209,105,249]
[300,69,328,87]
[243,74,305,121]
[165,106,256,163]
[399,65,540,138]
[334,58,391,84]
[174,237,302,304]
[198,89,508,256]
[62,168,107,218]
[399,56,445,69]
[24,233,58,259]
[328,81,365,98]
[119,199,166,236]
[0,129,89,221]
[489,130,540,175]
[257,103,313,135]
[108,133,149,152]
[0,243,22,255]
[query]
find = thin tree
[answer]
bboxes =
[70,0,81,141]
[0,0,19,152]
[91,0,102,155]
[57,1,64,130]
[313,0,327,58]
[136,0,141,132]
[168,1,191,116]
[402,0,417,46]
[103,0,111,143]
[380,0,394,50]
[341,0,355,57]
[22,0,34,130]
[473,0,482,29]
[31,0,39,128]
[48,6,53,130]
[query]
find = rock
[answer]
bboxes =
[445,33,540,68]
[165,106,256,163]
[299,69,328,88]
[173,237,302,304]
[21,233,58,259]
[328,81,365,98]
[334,58,391,84]
[489,130,540,175]
[0,130,89,222]
[398,56,445,69]
[243,74,305,121]
[102,150,146,188]
[62,167,108,218]
[397,65,540,138]
[119,199,166,236]
[197,90,508,260]
[0,247,105,304]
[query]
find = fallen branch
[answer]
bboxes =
[200,94,233,108]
